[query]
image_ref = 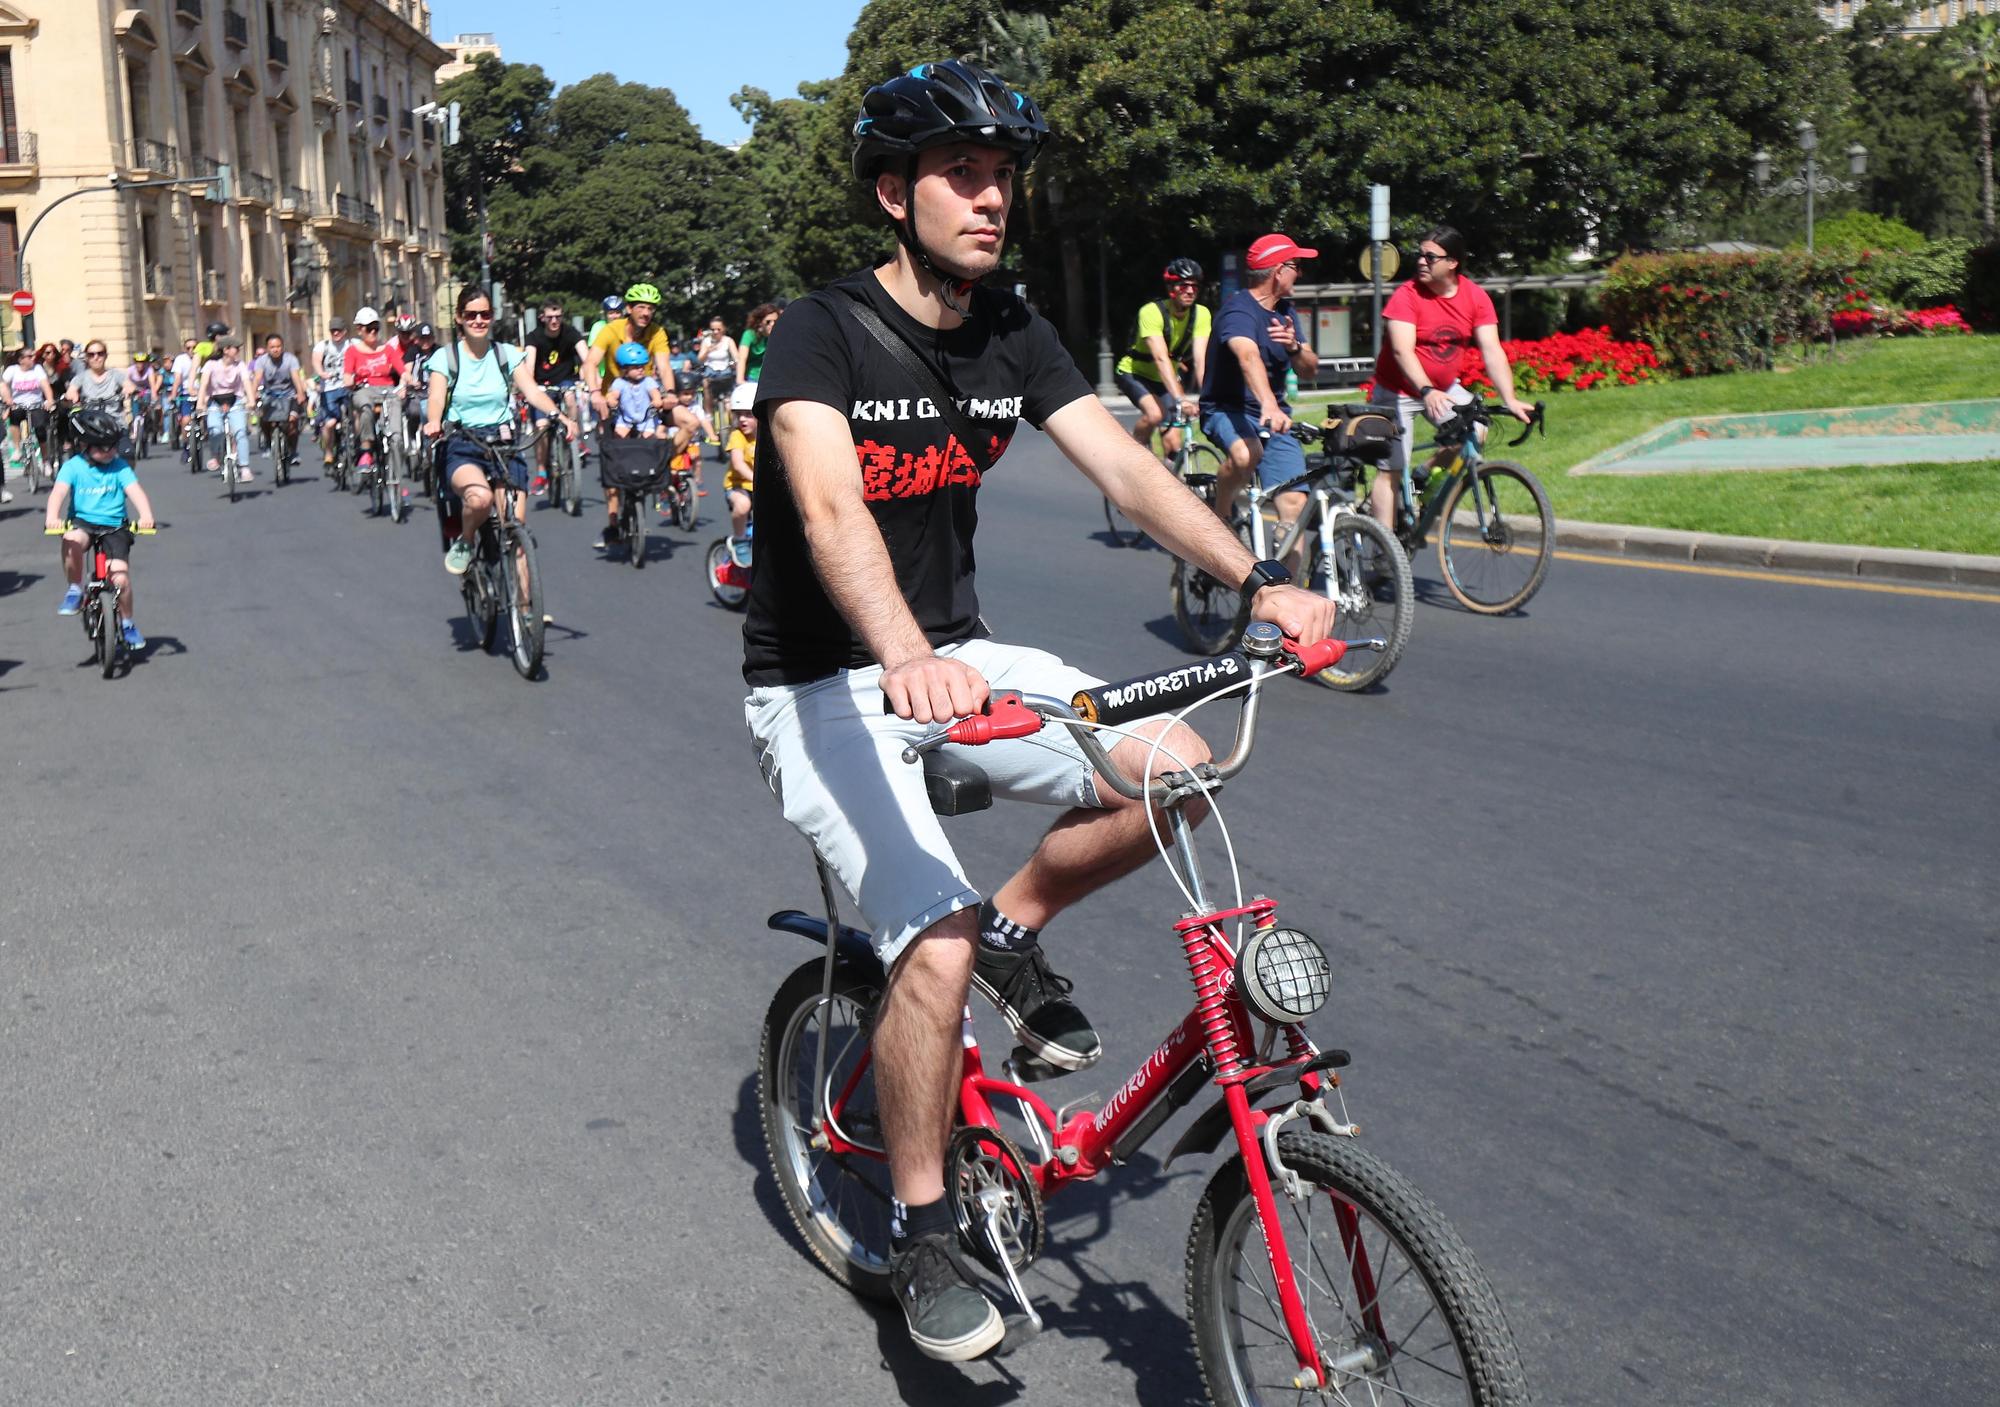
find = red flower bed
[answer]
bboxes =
[1459,326,1660,395]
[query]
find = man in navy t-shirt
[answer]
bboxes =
[1199,233,1321,545]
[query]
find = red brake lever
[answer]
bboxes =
[945,692,1043,745]
[1282,638,1347,675]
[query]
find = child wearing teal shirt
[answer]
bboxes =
[46,437,157,650]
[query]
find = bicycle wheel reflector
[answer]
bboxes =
[1237,928,1332,1024]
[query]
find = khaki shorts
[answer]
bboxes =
[745,639,1109,968]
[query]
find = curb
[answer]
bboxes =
[1555,519,2000,591]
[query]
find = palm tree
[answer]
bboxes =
[1946,14,2000,239]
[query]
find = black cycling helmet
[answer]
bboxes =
[852,59,1048,182]
[205,320,229,339]
[414,322,436,341]
[72,407,124,449]
[1163,257,1204,284]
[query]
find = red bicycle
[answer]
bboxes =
[756,622,1530,1404]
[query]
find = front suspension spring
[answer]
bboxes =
[1185,922,1246,1077]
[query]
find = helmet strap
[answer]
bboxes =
[893,158,978,317]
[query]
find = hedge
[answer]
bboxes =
[1601,252,1852,377]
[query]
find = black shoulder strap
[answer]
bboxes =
[835,287,991,475]
[1160,299,1194,360]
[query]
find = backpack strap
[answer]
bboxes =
[834,287,992,476]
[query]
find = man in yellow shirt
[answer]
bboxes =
[582,282,674,407]
[1113,258,1210,466]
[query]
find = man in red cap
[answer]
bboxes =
[1198,233,1320,561]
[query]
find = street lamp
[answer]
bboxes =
[1753,119,1867,253]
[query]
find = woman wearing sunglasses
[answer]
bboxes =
[1366,224,1534,531]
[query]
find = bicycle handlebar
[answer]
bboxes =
[45,522,157,536]
[899,626,1372,803]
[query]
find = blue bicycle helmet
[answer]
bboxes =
[613,342,650,369]
[601,294,626,315]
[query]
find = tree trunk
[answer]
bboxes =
[1060,236,1087,356]
[1979,86,1995,241]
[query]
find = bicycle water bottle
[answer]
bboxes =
[1284,367,1299,402]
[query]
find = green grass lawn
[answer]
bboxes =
[1296,335,2000,555]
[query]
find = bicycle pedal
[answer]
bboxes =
[1004,1047,1070,1085]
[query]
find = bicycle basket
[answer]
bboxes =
[598,434,670,491]
[1319,404,1401,463]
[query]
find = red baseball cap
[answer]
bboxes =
[1246,233,1318,270]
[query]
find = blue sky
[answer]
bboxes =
[428,0,867,143]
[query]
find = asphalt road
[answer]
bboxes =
[1,427,1994,1406]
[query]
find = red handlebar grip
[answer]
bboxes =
[945,693,1043,746]
[1283,638,1347,674]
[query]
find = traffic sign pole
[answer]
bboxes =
[1370,184,1391,357]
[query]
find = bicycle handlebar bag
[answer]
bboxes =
[1319,404,1401,463]
[597,434,671,491]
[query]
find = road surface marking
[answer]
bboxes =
[1553,550,2000,604]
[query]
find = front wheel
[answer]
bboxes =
[627,497,648,569]
[1172,502,1252,656]
[1436,460,1554,615]
[1188,1131,1531,1407]
[501,527,545,680]
[1103,494,1144,548]
[758,958,895,1304]
[707,537,749,609]
[92,593,117,677]
[1314,514,1414,692]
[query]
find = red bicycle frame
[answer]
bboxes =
[816,897,1360,1389]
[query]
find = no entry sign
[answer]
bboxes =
[9,290,33,315]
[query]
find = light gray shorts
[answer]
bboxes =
[745,638,1109,968]
[1369,382,1473,477]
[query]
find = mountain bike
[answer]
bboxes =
[1367,401,1554,615]
[756,622,1527,1403]
[441,422,547,681]
[1106,412,1221,549]
[707,516,750,609]
[45,520,156,679]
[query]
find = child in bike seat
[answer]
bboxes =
[611,342,665,438]
[45,407,156,650]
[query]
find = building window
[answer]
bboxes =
[0,209,18,293]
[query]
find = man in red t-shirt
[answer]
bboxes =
[341,306,407,491]
[1367,225,1533,531]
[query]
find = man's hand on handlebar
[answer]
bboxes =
[1421,388,1456,424]
[881,652,990,726]
[1250,583,1337,645]
[1257,399,1293,436]
[1500,396,1536,424]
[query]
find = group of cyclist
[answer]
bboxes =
[3,51,1544,1383]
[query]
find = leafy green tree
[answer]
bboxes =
[437,54,556,283]
[1840,4,1981,241]
[1943,13,2000,239]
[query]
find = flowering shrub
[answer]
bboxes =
[1838,302,1975,336]
[1456,327,1660,395]
[1602,252,1853,377]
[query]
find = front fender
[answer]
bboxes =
[767,909,884,978]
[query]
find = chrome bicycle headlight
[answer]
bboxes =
[1236,927,1332,1025]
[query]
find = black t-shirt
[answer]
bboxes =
[524,325,583,385]
[742,266,1092,685]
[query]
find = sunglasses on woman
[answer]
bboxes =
[462,309,493,322]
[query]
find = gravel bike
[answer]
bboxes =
[46,520,155,679]
[757,623,1529,1403]
[1367,401,1554,615]
[1107,412,1221,549]
[440,422,547,681]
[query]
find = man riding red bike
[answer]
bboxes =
[741,57,1335,1363]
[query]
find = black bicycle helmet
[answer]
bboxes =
[1162,257,1204,284]
[72,406,124,449]
[851,59,1048,182]
[204,320,229,339]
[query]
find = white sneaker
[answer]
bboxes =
[0,487,11,503]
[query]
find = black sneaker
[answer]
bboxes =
[972,942,1102,1071]
[890,1233,1004,1362]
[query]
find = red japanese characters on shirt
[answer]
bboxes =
[853,432,1012,501]
[343,341,406,389]
[1370,276,1498,398]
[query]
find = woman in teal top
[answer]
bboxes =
[422,284,575,576]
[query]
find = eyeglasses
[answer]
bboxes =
[357,322,380,331]
[462,310,493,322]
[1415,250,1450,264]
[541,312,563,320]
[87,350,107,358]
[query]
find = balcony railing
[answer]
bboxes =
[280,184,312,215]
[372,95,390,122]
[399,107,414,133]
[345,77,363,106]
[237,170,275,205]
[144,265,175,300]
[126,137,180,176]
[267,32,289,67]
[359,200,381,231]
[223,8,249,47]
[188,152,224,199]
[335,193,367,224]
[244,276,281,307]
[200,269,227,304]
[175,0,202,20]
[0,130,35,168]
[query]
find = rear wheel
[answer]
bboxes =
[501,527,545,680]
[383,432,404,521]
[1313,514,1414,692]
[758,958,895,1304]
[1188,1131,1531,1407]
[672,474,697,531]
[707,537,748,609]
[1436,460,1553,615]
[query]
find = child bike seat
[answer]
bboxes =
[923,752,992,817]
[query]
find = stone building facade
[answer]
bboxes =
[0,0,452,360]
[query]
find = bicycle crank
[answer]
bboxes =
[944,1124,1046,1336]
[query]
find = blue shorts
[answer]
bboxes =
[438,430,529,493]
[1201,407,1307,490]
[317,387,350,429]
[530,381,579,425]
